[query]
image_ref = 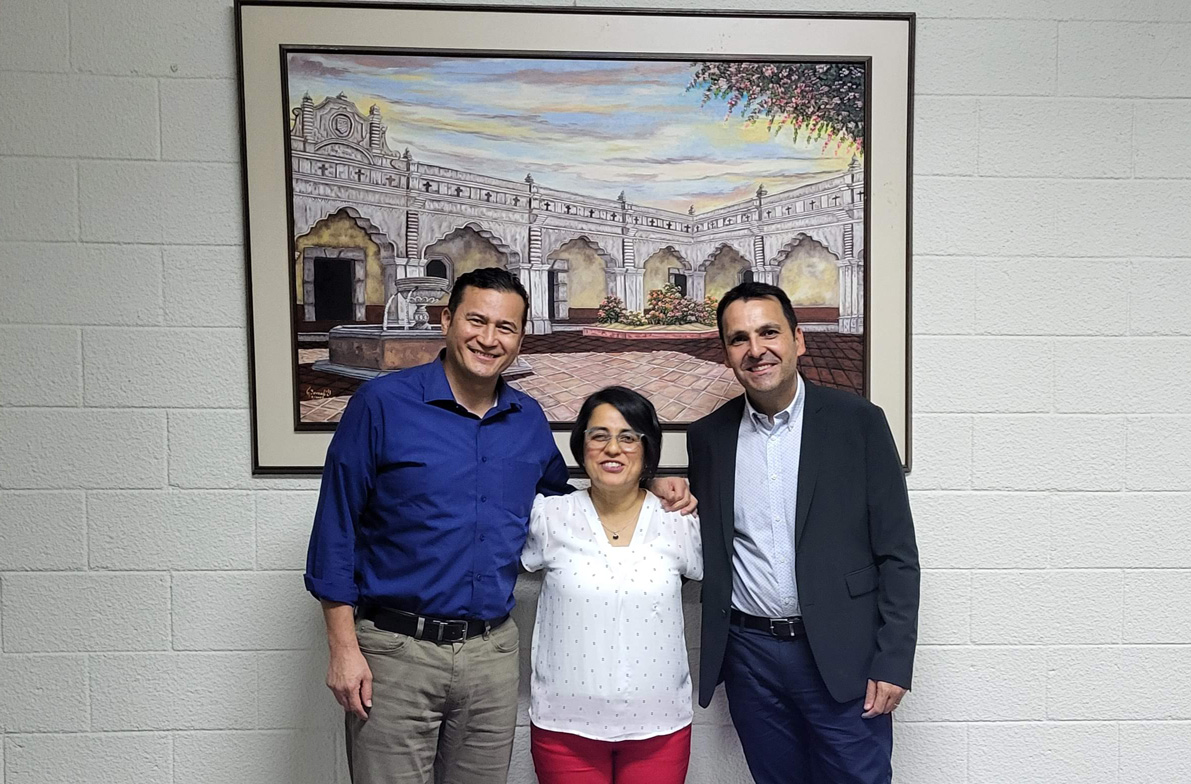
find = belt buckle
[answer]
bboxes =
[436,619,469,643]
[769,618,795,638]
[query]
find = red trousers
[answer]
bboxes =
[530,723,692,784]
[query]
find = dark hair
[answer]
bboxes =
[716,281,799,343]
[570,386,662,487]
[446,267,530,327]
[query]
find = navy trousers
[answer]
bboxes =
[722,625,893,784]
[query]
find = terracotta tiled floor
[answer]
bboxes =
[295,332,865,424]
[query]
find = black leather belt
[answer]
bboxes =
[731,609,805,639]
[360,606,509,644]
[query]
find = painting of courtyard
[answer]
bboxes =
[285,52,867,426]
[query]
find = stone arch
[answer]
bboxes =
[771,232,840,266]
[546,237,615,314]
[423,222,521,266]
[697,242,752,272]
[641,246,692,297]
[293,206,397,324]
[546,236,620,268]
[774,233,841,307]
[703,244,753,301]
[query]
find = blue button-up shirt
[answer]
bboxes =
[731,376,805,618]
[304,357,571,620]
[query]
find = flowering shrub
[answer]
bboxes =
[596,296,627,324]
[595,288,716,328]
[644,284,718,326]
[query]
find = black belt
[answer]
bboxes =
[731,609,805,639]
[360,606,509,644]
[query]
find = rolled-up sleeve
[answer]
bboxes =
[304,387,378,605]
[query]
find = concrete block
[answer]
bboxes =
[1,572,170,653]
[0,655,88,732]
[82,327,248,408]
[0,326,81,406]
[968,722,1118,784]
[1120,723,1191,784]
[912,492,1049,568]
[1056,339,1191,413]
[0,0,69,71]
[69,0,235,78]
[172,572,324,651]
[905,416,972,491]
[912,258,975,336]
[79,162,240,245]
[917,570,970,645]
[970,570,1122,645]
[891,723,967,784]
[1127,416,1191,490]
[1051,180,1191,257]
[1135,101,1191,177]
[0,242,162,326]
[1123,570,1191,643]
[915,177,1055,257]
[167,409,317,490]
[1060,21,1191,97]
[918,19,1056,95]
[1130,260,1191,335]
[914,97,978,175]
[915,338,1052,413]
[172,730,335,784]
[1048,645,1191,719]
[0,491,87,570]
[3,732,171,784]
[257,650,342,729]
[898,646,1047,722]
[162,79,239,162]
[0,159,77,242]
[0,74,158,159]
[1051,492,1191,567]
[975,259,1128,336]
[979,98,1133,178]
[163,245,247,327]
[256,491,319,570]
[88,490,254,570]
[0,409,166,490]
[90,652,257,730]
[972,415,1125,491]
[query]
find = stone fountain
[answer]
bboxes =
[313,276,531,380]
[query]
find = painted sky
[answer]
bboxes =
[287,53,861,213]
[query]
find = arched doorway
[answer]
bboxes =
[546,237,615,323]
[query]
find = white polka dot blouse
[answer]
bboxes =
[521,490,703,741]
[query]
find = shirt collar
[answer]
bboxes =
[743,374,805,433]
[422,351,521,416]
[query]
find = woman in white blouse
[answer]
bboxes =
[521,386,702,784]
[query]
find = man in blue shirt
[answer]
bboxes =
[305,267,695,784]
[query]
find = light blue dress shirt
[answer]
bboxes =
[731,376,806,618]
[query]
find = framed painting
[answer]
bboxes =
[236,2,914,474]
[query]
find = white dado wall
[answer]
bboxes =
[2,0,1190,782]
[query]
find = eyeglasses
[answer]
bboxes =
[584,427,644,451]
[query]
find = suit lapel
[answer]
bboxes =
[794,379,825,549]
[715,396,745,557]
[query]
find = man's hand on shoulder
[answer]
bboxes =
[861,679,906,718]
[649,476,697,516]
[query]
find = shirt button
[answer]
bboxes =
[480,496,487,502]
[481,457,487,463]
[770,475,777,481]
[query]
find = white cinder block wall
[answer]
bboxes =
[2,0,1190,781]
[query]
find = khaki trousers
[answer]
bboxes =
[346,617,520,784]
